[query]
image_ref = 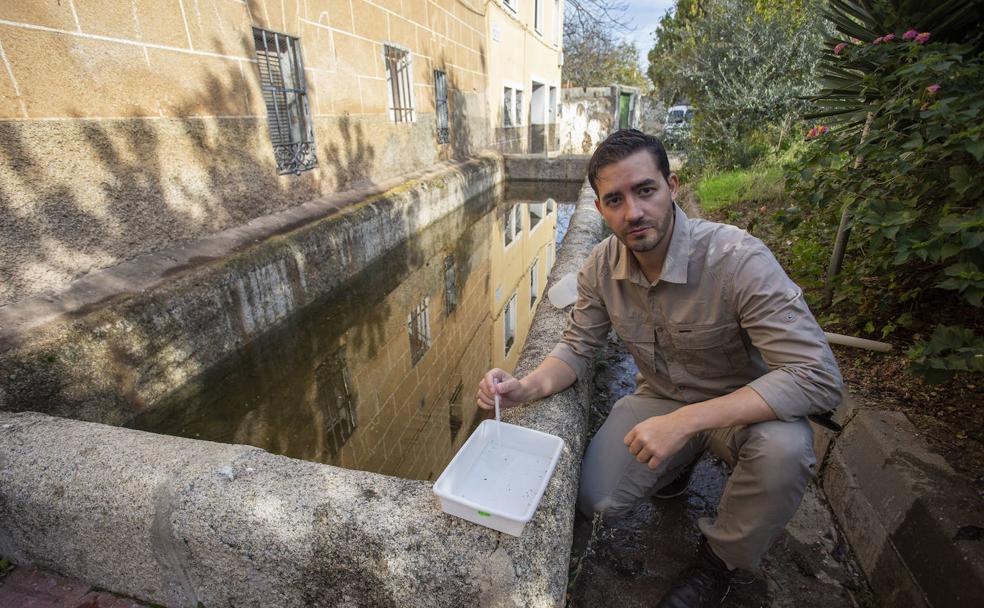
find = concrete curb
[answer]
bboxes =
[503,155,590,182]
[821,406,984,607]
[0,156,503,425]
[0,180,606,608]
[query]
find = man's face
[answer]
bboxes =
[593,150,679,253]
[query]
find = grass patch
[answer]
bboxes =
[695,166,784,212]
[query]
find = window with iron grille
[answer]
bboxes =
[504,293,517,356]
[434,70,449,144]
[443,255,457,315]
[530,258,540,309]
[385,44,415,122]
[252,27,317,175]
[515,89,523,125]
[408,296,431,365]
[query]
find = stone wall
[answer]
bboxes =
[0,182,606,608]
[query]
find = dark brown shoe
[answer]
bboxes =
[656,539,733,608]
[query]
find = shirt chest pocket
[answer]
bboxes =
[610,314,658,370]
[669,321,751,378]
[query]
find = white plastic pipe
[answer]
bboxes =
[824,332,893,352]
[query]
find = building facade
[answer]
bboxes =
[0,0,563,308]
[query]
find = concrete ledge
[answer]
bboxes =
[503,155,589,182]
[0,183,607,608]
[0,156,503,425]
[822,408,984,607]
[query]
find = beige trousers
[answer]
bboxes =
[577,387,817,571]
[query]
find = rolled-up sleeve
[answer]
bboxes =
[548,256,612,382]
[731,239,844,420]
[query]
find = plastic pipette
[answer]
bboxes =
[492,377,502,443]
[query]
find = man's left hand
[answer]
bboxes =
[623,412,694,471]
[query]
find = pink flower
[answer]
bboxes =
[873,36,884,44]
[818,125,829,135]
[834,42,848,55]
[806,127,817,139]
[903,29,919,40]
[926,84,941,94]
[882,33,896,42]
[915,32,931,43]
[806,125,828,139]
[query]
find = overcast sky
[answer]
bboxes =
[620,0,676,72]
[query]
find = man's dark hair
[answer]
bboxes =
[587,129,671,195]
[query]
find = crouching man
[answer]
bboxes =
[476,129,843,608]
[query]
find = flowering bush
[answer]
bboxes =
[789,29,983,380]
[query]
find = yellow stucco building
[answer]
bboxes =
[0,0,563,308]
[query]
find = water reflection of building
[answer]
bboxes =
[491,198,558,372]
[127,187,560,480]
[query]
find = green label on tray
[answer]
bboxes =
[477,510,491,517]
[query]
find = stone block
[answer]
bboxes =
[823,409,984,608]
[136,0,190,48]
[333,31,379,78]
[351,0,389,42]
[306,0,354,33]
[146,48,251,117]
[0,0,78,30]
[405,0,429,27]
[73,0,141,40]
[389,13,418,51]
[0,25,157,118]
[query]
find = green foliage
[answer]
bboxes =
[696,166,784,212]
[0,556,11,575]
[648,0,831,169]
[906,325,984,383]
[789,0,984,381]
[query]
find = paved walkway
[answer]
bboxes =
[566,334,873,608]
[0,566,147,608]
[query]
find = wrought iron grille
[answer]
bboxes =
[503,87,513,127]
[252,27,317,175]
[408,296,431,365]
[385,45,415,122]
[434,69,449,144]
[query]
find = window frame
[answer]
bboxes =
[504,293,517,356]
[530,257,540,309]
[534,0,543,33]
[408,296,431,365]
[384,43,416,123]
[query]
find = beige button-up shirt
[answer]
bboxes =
[549,204,843,421]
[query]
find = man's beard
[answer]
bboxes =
[621,207,674,253]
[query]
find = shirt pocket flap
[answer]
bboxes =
[610,314,654,343]
[670,322,740,350]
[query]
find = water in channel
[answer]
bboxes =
[126,180,582,481]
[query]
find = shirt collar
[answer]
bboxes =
[611,203,691,286]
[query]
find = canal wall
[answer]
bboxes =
[0,184,606,607]
[0,156,501,425]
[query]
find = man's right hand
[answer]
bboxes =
[476,368,525,410]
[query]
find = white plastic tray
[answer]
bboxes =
[433,419,565,536]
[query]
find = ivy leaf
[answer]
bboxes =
[966,140,984,161]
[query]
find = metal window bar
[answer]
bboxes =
[515,90,523,126]
[386,45,415,122]
[408,297,431,365]
[434,70,449,144]
[253,27,317,175]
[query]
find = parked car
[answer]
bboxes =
[664,104,694,137]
